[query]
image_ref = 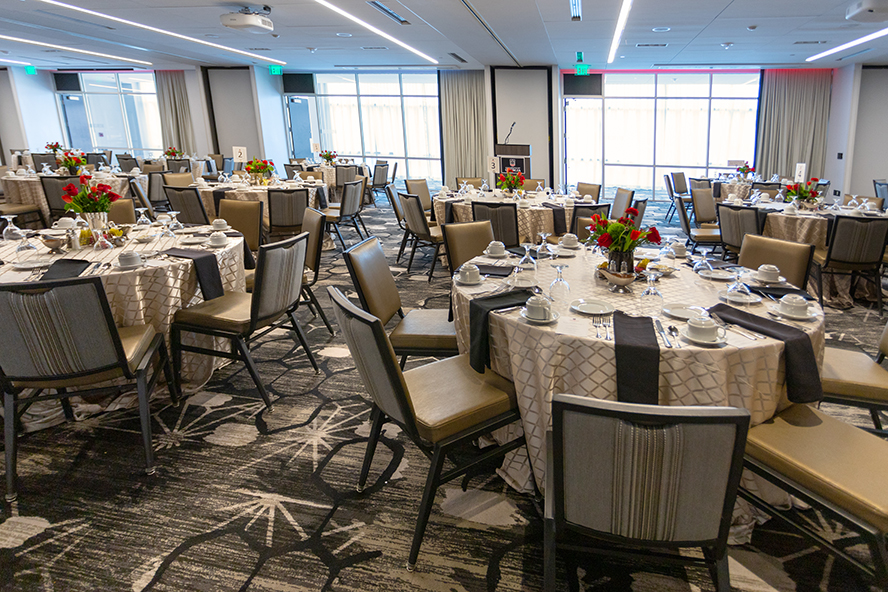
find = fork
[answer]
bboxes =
[592,316,601,339]
[603,316,612,341]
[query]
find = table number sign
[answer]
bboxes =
[488,157,499,173]
[311,142,321,152]
[794,163,807,183]
[232,146,247,162]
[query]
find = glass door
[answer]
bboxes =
[59,94,92,151]
[564,97,603,189]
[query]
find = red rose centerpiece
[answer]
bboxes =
[319,150,337,165]
[245,157,275,185]
[786,178,820,207]
[586,207,661,276]
[60,151,85,175]
[496,168,525,195]
[163,147,184,158]
[736,161,755,177]
[61,174,122,249]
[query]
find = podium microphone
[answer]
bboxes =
[504,121,516,144]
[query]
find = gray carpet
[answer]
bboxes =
[0,193,885,591]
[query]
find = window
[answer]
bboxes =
[57,72,163,159]
[564,72,759,201]
[301,72,441,183]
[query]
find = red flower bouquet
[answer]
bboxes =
[61,175,121,213]
[585,207,661,252]
[245,158,275,175]
[497,168,525,192]
[786,178,820,203]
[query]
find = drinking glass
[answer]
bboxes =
[41,163,53,175]
[135,208,152,225]
[847,194,859,209]
[858,197,870,212]
[639,270,663,317]
[509,243,537,287]
[692,247,715,289]
[726,281,753,309]
[537,232,552,259]
[158,216,176,239]
[536,181,544,193]
[167,211,184,233]
[15,235,38,265]
[2,215,22,242]
[480,179,489,192]
[549,264,570,312]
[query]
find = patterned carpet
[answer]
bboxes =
[0,193,885,591]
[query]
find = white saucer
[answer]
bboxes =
[520,308,560,325]
[698,269,737,281]
[113,261,144,271]
[483,250,508,258]
[570,299,615,315]
[717,290,763,305]
[12,259,52,270]
[180,236,209,245]
[209,225,232,232]
[558,242,581,250]
[454,275,484,286]
[680,328,727,346]
[205,240,229,248]
[662,303,705,321]
[766,305,820,321]
[745,272,787,285]
[554,249,576,258]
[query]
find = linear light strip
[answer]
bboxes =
[807,26,888,62]
[0,58,32,65]
[33,0,286,65]
[0,34,152,65]
[607,0,634,64]
[312,0,438,64]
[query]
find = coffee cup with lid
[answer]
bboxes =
[53,217,76,229]
[209,231,228,246]
[779,294,808,317]
[562,233,579,248]
[687,316,726,341]
[525,295,552,321]
[670,241,687,257]
[486,241,506,256]
[212,218,228,230]
[458,263,481,284]
[756,264,780,282]
[118,251,143,267]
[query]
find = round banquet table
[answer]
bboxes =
[1,174,130,222]
[0,229,246,431]
[195,182,327,224]
[451,249,826,499]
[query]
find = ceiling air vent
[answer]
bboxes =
[449,52,468,63]
[361,46,389,50]
[246,48,271,51]
[793,40,828,45]
[636,43,668,47]
[366,1,410,25]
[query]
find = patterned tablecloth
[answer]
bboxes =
[433,195,581,244]
[196,182,327,224]
[452,250,826,497]
[0,230,245,430]
[1,175,130,222]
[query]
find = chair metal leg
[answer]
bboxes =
[288,311,320,373]
[59,389,75,422]
[171,325,183,397]
[817,264,824,308]
[329,223,346,250]
[397,230,411,263]
[158,340,181,407]
[872,409,884,430]
[233,336,273,410]
[703,547,731,592]
[407,443,447,571]
[543,516,557,591]
[136,370,155,475]
[357,213,369,236]
[352,219,364,240]
[407,241,418,273]
[357,406,385,493]
[665,201,676,222]
[428,243,440,282]
[304,286,334,335]
[4,392,17,502]
[400,354,409,369]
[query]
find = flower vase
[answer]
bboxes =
[607,249,634,274]
[83,212,113,250]
[68,166,79,176]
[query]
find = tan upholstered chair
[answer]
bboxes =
[671,171,690,197]
[691,188,719,226]
[385,183,412,263]
[109,198,137,225]
[844,195,885,210]
[455,177,484,189]
[575,216,594,242]
[298,170,323,182]
[545,395,749,592]
[405,179,433,212]
[717,203,762,257]
[334,165,357,202]
[172,233,319,412]
[343,236,457,366]
[689,177,711,190]
[321,180,364,249]
[219,199,262,251]
[612,187,635,218]
[523,178,546,192]
[327,285,525,570]
[441,220,494,273]
[370,163,389,199]
[163,186,209,225]
[399,193,445,280]
[758,189,780,201]
[738,235,813,289]
[267,188,309,239]
[663,174,692,222]
[208,154,223,172]
[388,162,398,184]
[674,195,720,253]
[142,163,164,173]
[0,276,179,501]
[471,201,519,248]
[166,158,191,174]
[162,172,193,187]
[576,182,601,202]
[0,202,46,228]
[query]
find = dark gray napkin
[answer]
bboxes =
[163,248,224,300]
[542,203,567,235]
[744,284,813,301]
[212,188,235,217]
[468,290,532,373]
[613,311,660,404]
[475,264,513,277]
[41,259,91,281]
[708,303,822,403]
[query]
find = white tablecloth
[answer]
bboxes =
[0,175,130,222]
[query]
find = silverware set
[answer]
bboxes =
[591,314,612,340]
[710,312,767,340]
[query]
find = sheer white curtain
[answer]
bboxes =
[756,69,832,179]
[155,70,196,154]
[440,70,487,186]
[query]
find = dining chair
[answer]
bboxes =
[146,170,171,212]
[267,188,309,239]
[292,158,307,164]
[691,188,719,227]
[751,182,781,191]
[544,394,749,592]
[611,187,635,219]
[674,195,721,253]
[208,154,224,173]
[163,186,210,225]
[296,170,322,182]
[109,198,137,225]
[576,182,601,202]
[0,276,180,502]
[405,179,433,212]
[219,198,262,251]
[671,172,691,197]
[39,175,81,221]
[0,202,46,229]
[523,178,546,192]
[321,179,364,249]
[844,195,885,210]
[327,286,524,570]
[283,163,303,180]
[663,174,692,222]
[298,207,333,334]
[388,162,398,185]
[85,153,107,168]
[812,215,888,313]
[142,163,165,174]
[369,164,389,201]
[471,201,520,248]
[400,193,445,280]
[716,203,762,258]
[334,165,357,202]
[874,181,888,203]
[353,174,374,223]
[547,203,610,245]
[689,177,712,189]
[129,178,154,219]
[575,216,594,242]
[441,220,494,273]
[162,172,194,187]
[31,153,57,171]
[117,154,139,173]
[172,233,319,411]
[222,157,235,176]
[455,177,484,189]
[342,236,458,366]
[739,235,814,289]
[166,158,192,174]
[385,183,413,263]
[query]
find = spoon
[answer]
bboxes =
[668,325,682,348]
[530,285,554,301]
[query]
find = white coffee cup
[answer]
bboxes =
[156,213,171,223]
[687,316,727,341]
[670,242,687,257]
[458,263,481,283]
[209,231,228,246]
[118,251,142,267]
[130,167,141,174]
[562,233,579,247]
[780,294,809,317]
[52,217,76,229]
[487,241,506,256]
[525,295,551,321]
[518,199,530,208]
[582,194,593,202]
[212,218,228,230]
[441,186,450,192]
[757,264,781,282]
[16,169,26,176]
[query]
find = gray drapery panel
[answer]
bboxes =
[755,69,832,180]
[155,70,196,155]
[440,70,487,187]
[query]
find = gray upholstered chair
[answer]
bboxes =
[334,165,357,202]
[0,276,180,502]
[471,201,519,248]
[267,188,309,239]
[163,186,209,225]
[546,203,610,245]
[117,154,139,172]
[166,158,191,174]
[738,235,813,290]
[219,199,262,252]
[39,175,81,221]
[388,162,398,185]
[172,233,319,412]
[31,153,57,171]
[442,220,494,273]
[343,236,457,367]
[455,177,484,190]
[663,174,691,222]
[109,198,137,225]
[674,195,720,253]
[385,183,412,263]
[322,180,364,249]
[630,197,648,227]
[283,163,304,180]
[689,177,712,190]
[671,172,691,196]
[400,193,445,280]
[691,188,719,227]
[327,285,526,570]
[576,182,601,202]
[147,170,172,211]
[717,203,762,257]
[299,207,333,334]
[129,177,154,219]
[405,178,433,212]
[370,163,389,200]
[874,181,888,204]
[751,182,780,191]
[85,153,107,168]
[611,187,635,219]
[545,394,749,592]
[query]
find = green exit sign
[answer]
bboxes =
[575,64,589,76]
[24,66,37,75]
[268,65,283,75]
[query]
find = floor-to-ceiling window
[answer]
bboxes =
[57,72,164,159]
[309,72,441,183]
[565,72,759,200]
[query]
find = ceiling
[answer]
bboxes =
[1,0,888,72]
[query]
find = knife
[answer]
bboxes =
[654,319,673,348]
[83,262,102,276]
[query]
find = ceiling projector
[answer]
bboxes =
[221,7,274,33]
[846,0,888,22]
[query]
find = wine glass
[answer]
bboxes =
[858,197,870,212]
[692,247,715,289]
[549,264,570,313]
[158,215,176,239]
[15,234,38,266]
[537,232,552,259]
[509,243,537,287]
[847,194,859,209]
[135,207,152,225]
[639,269,664,317]
[480,179,490,192]
[167,211,183,233]
[2,215,22,242]
[536,181,544,193]
[726,281,753,309]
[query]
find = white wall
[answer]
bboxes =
[823,64,861,200]
[9,68,64,152]
[850,67,888,196]
[206,68,263,160]
[492,67,553,186]
[251,66,289,172]
[0,69,26,163]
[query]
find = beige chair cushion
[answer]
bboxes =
[174,292,263,334]
[690,228,721,242]
[389,309,458,352]
[163,172,194,187]
[746,404,888,533]
[404,354,516,442]
[0,203,42,216]
[246,269,306,293]
[822,346,888,403]
[428,225,443,243]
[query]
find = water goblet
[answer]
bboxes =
[726,281,753,309]
[537,232,552,258]
[167,211,184,233]
[135,207,152,226]
[536,181,544,193]
[2,215,22,242]
[639,269,664,317]
[549,264,570,313]
[847,194,859,209]
[15,234,38,265]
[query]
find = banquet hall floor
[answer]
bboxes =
[0,192,883,591]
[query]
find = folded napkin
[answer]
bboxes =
[541,203,567,235]
[708,303,822,403]
[743,285,813,301]
[163,248,224,300]
[212,187,236,217]
[315,186,329,209]
[507,246,536,259]
[443,201,455,224]
[475,264,513,277]
[469,290,532,373]
[40,259,91,281]
[612,311,660,405]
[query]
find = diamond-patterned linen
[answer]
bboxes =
[433,196,579,244]
[1,176,129,222]
[196,185,325,225]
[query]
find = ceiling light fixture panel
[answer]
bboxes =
[807,25,888,61]
[570,0,582,22]
[0,58,32,65]
[0,33,152,65]
[607,0,634,64]
[366,1,410,25]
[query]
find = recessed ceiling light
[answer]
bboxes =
[607,0,634,64]
[0,33,152,65]
[31,0,286,65]
[807,26,888,61]
[336,32,353,37]
[0,58,31,65]
[652,27,670,32]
